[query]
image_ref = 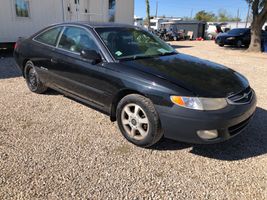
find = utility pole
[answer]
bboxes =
[236,8,239,28]
[245,1,251,28]
[155,0,158,18]
[190,9,193,20]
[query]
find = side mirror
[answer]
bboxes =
[80,49,102,64]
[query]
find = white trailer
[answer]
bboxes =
[0,0,134,47]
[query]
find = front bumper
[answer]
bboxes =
[215,37,237,46]
[155,92,257,144]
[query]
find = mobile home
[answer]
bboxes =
[0,0,134,48]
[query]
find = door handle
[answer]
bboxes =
[51,58,58,64]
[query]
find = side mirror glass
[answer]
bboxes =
[80,49,102,64]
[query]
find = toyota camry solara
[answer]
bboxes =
[14,22,257,147]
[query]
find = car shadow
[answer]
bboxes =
[44,89,61,96]
[222,46,248,51]
[0,50,22,79]
[170,44,193,49]
[151,107,267,161]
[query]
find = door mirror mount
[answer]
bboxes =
[80,49,102,64]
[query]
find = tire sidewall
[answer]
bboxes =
[24,61,46,93]
[117,95,161,147]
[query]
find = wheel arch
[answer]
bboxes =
[110,89,147,122]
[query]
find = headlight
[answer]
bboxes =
[227,37,235,40]
[170,96,228,111]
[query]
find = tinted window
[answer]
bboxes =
[228,28,250,35]
[58,27,98,53]
[96,27,175,60]
[35,27,62,46]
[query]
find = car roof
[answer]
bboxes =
[231,28,250,30]
[53,21,136,29]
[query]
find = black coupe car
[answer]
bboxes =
[14,22,256,147]
[216,28,267,48]
[215,28,251,48]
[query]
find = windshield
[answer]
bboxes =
[95,27,176,60]
[228,28,249,35]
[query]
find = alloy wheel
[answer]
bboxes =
[121,103,150,140]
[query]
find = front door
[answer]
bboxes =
[48,26,110,111]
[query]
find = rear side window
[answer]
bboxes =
[34,27,62,46]
[58,27,98,53]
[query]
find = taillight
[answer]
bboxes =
[14,42,18,49]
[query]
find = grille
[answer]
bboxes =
[227,87,253,105]
[228,116,252,136]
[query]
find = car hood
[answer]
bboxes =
[121,53,249,97]
[217,32,240,38]
[217,33,230,37]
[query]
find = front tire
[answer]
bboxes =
[236,40,243,48]
[116,94,163,147]
[24,61,47,94]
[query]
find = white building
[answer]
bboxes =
[0,0,134,44]
[207,22,267,30]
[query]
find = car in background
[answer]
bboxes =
[14,22,256,147]
[216,28,267,48]
[215,28,251,48]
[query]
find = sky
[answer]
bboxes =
[134,0,249,21]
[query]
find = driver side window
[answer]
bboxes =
[58,27,98,53]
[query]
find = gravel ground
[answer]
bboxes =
[0,41,266,199]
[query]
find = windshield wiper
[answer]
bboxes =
[159,51,178,56]
[119,55,157,61]
[119,51,177,61]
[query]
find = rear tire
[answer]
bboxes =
[219,43,224,47]
[116,94,163,147]
[24,61,47,94]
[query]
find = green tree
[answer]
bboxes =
[217,9,241,22]
[146,0,151,28]
[195,10,217,22]
[246,0,267,52]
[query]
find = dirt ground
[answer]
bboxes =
[0,41,266,199]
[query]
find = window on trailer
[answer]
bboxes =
[109,0,116,22]
[15,0,30,18]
